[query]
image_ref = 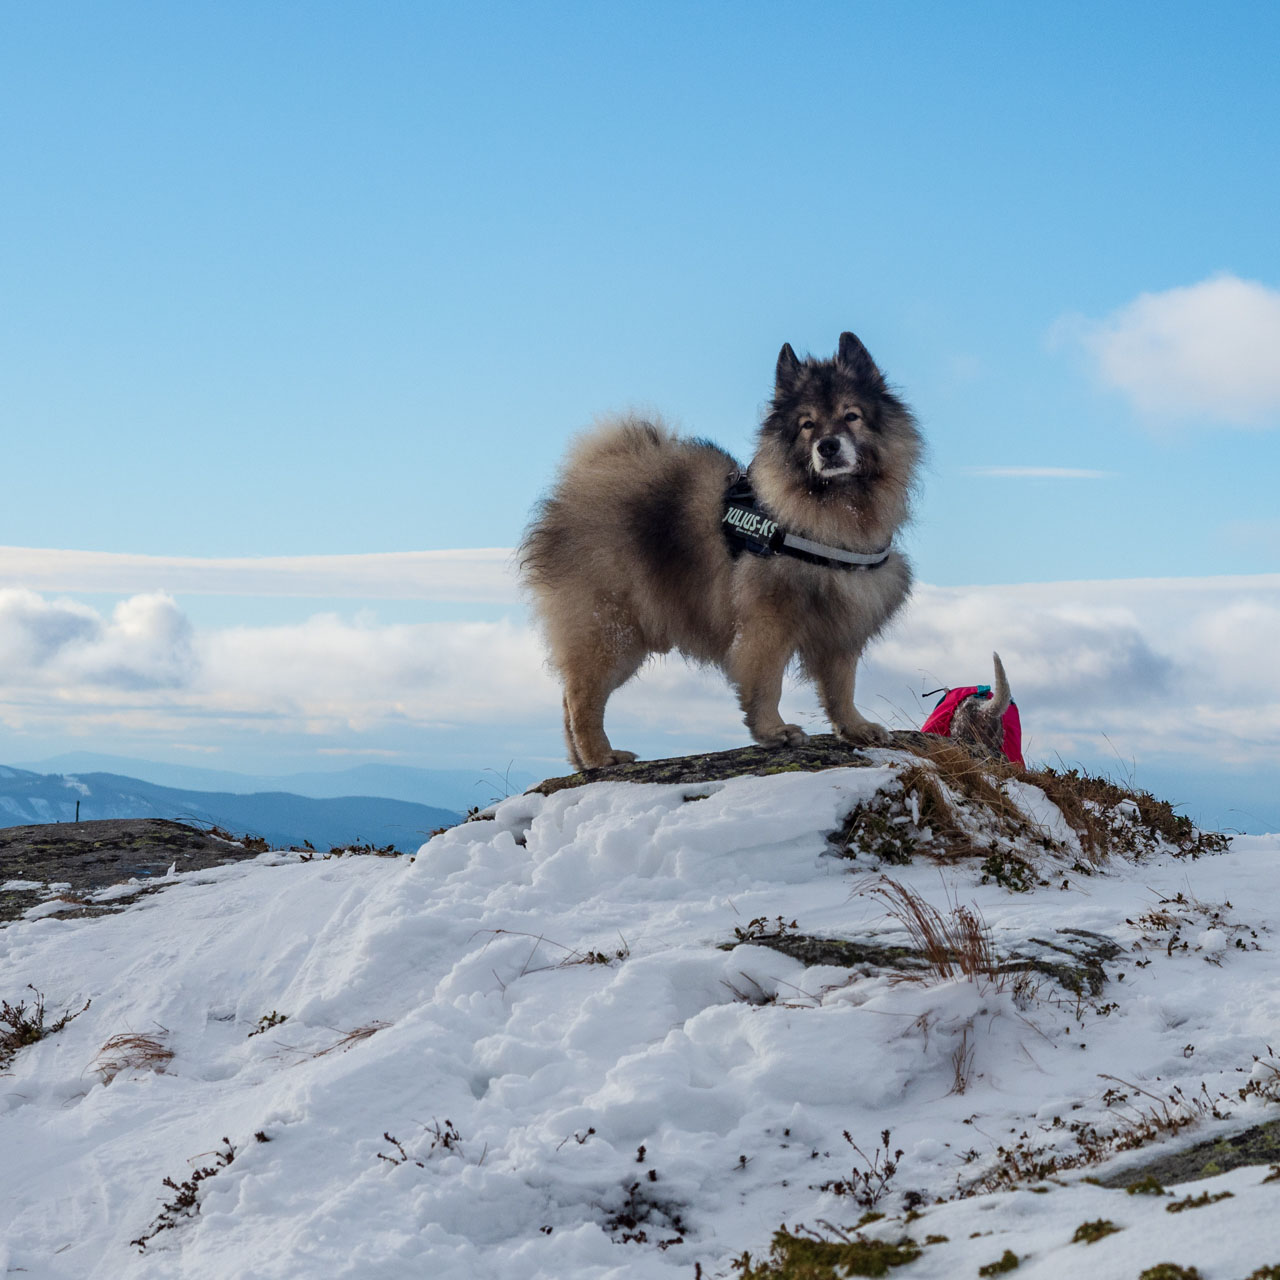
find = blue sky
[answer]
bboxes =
[2,3,1279,825]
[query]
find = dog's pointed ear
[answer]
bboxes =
[775,342,801,394]
[837,332,885,389]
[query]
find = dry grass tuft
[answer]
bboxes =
[950,1024,976,1095]
[91,1031,174,1084]
[901,737,1021,813]
[1028,766,1227,862]
[894,738,1227,868]
[856,739,1049,869]
[866,877,1000,985]
[313,1022,389,1057]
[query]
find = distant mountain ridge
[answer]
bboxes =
[13,752,535,813]
[0,764,461,852]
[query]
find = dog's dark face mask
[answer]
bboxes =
[764,332,909,493]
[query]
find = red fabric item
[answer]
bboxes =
[921,687,1024,767]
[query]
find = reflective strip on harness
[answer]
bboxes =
[780,531,891,567]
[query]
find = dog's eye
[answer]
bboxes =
[798,420,815,432]
[843,411,861,424]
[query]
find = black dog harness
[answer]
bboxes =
[721,473,891,571]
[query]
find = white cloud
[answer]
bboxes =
[0,588,194,690]
[1067,274,1280,426]
[2,575,1280,773]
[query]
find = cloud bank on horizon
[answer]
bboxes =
[2,570,1277,784]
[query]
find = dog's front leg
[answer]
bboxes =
[807,644,891,746]
[728,618,806,748]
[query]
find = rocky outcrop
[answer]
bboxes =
[528,730,947,797]
[0,819,261,923]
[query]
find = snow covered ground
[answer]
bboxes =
[2,755,1279,1278]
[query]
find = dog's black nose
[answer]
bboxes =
[816,437,841,459]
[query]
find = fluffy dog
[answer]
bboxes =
[519,332,922,769]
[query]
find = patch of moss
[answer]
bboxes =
[1125,1174,1167,1196]
[978,1249,1020,1275]
[1071,1218,1121,1245]
[731,1228,922,1278]
[1137,1266,1202,1280]
[1166,1190,1233,1213]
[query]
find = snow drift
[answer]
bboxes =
[2,751,1279,1278]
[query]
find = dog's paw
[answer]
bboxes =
[836,719,891,747]
[759,723,809,748]
[581,749,638,769]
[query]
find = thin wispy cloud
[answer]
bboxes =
[1062,274,1280,427]
[962,467,1114,479]
[0,547,519,602]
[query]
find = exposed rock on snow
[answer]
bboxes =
[527,730,942,796]
[0,818,260,922]
[1097,1116,1280,1188]
[731,925,1125,997]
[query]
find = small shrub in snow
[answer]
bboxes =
[831,800,921,865]
[376,1118,470,1170]
[425,1117,464,1153]
[602,1177,688,1248]
[247,1010,288,1038]
[814,1129,903,1209]
[130,1137,236,1251]
[979,851,1036,892]
[733,916,799,944]
[0,986,89,1071]
[561,939,631,966]
[377,1132,424,1168]
[325,841,401,858]
[1138,1267,1203,1280]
